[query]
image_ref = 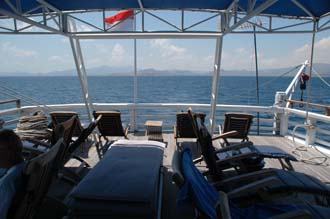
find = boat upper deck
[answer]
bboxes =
[67,133,330,184]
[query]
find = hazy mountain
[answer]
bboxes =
[0,63,329,77]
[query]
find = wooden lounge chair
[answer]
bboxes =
[8,138,66,219]
[93,110,130,157]
[64,115,102,169]
[188,109,296,178]
[219,113,253,146]
[50,111,84,138]
[174,111,206,145]
[22,115,78,159]
[172,148,330,219]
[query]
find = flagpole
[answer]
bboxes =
[133,11,138,131]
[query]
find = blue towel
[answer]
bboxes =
[176,148,299,219]
[177,148,219,219]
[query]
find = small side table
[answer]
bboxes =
[145,120,164,142]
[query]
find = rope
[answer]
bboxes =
[228,64,301,103]
[291,124,330,166]
[313,68,330,89]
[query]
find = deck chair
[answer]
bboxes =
[93,110,130,157]
[174,111,206,145]
[172,148,330,219]
[50,111,84,138]
[188,109,296,178]
[22,115,78,160]
[219,113,253,147]
[8,138,65,219]
[64,115,102,168]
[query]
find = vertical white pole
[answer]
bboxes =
[253,25,260,135]
[133,38,138,131]
[68,18,94,122]
[305,21,317,123]
[133,12,138,131]
[209,14,224,134]
[305,21,317,146]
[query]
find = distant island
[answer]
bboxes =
[0,63,329,77]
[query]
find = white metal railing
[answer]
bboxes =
[284,108,330,147]
[1,102,329,148]
[1,102,280,133]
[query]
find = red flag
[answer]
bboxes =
[105,10,134,31]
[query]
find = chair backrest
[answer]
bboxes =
[9,138,64,219]
[173,148,221,219]
[93,111,125,137]
[50,111,84,137]
[188,109,220,177]
[175,112,206,138]
[51,116,77,170]
[223,113,253,141]
[67,115,102,155]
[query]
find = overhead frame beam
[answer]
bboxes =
[227,0,279,33]
[0,7,67,36]
[75,32,224,39]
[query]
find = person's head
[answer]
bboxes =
[0,129,23,169]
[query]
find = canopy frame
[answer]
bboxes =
[0,0,327,132]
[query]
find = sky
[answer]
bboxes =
[0,10,329,74]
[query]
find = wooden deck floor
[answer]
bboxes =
[68,133,330,183]
[64,134,330,219]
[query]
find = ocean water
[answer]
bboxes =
[0,75,329,106]
[0,76,329,133]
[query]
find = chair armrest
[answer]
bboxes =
[227,176,282,199]
[193,156,203,164]
[212,130,238,141]
[217,191,232,219]
[266,209,312,219]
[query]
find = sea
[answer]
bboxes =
[0,76,329,136]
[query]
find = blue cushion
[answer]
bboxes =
[177,149,300,219]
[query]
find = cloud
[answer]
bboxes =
[150,39,186,58]
[48,55,64,62]
[75,24,93,32]
[1,42,37,58]
[111,43,126,64]
[292,36,330,64]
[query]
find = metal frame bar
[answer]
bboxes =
[1,6,328,35]
[228,0,279,33]
[209,13,225,134]
[68,18,94,122]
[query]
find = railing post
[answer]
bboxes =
[131,105,137,132]
[305,118,316,146]
[273,92,287,136]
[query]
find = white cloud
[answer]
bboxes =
[111,43,126,64]
[48,55,64,62]
[75,24,93,32]
[150,39,186,58]
[1,42,37,58]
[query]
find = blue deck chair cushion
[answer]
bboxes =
[177,148,300,219]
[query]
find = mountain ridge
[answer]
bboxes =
[0,63,329,77]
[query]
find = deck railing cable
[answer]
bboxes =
[226,64,300,103]
[0,83,54,111]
